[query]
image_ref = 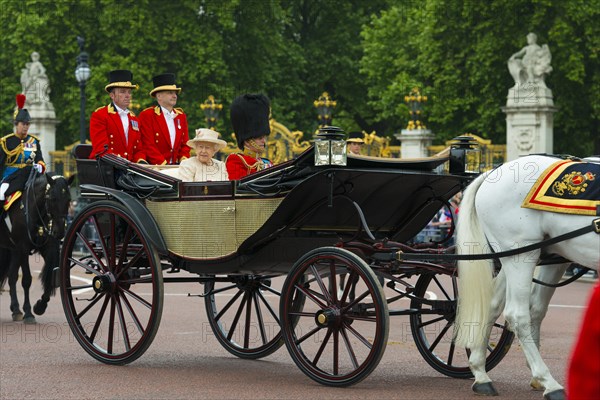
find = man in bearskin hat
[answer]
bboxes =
[139,73,190,165]
[347,131,365,155]
[225,93,273,180]
[89,69,147,162]
[0,94,46,210]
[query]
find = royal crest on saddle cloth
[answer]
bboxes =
[522,160,600,215]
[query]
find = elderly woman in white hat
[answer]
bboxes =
[178,128,229,181]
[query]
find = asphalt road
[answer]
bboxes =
[0,257,596,400]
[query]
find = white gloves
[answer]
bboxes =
[33,163,43,173]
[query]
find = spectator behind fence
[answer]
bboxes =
[178,129,228,182]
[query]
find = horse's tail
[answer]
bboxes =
[39,236,59,297]
[453,173,495,349]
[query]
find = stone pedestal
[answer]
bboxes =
[502,85,556,161]
[26,101,59,162]
[395,129,434,158]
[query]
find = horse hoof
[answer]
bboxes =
[472,382,499,396]
[12,312,24,321]
[23,316,37,324]
[33,301,47,316]
[530,378,544,391]
[544,389,565,400]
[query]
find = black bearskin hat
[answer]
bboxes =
[230,93,270,150]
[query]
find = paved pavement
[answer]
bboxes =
[0,256,597,400]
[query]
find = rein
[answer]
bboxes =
[24,170,52,248]
[397,217,600,261]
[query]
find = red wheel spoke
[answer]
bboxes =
[107,296,116,354]
[343,321,373,350]
[226,292,248,342]
[114,293,131,352]
[75,292,106,321]
[295,325,323,345]
[333,329,340,375]
[340,326,360,369]
[89,295,110,342]
[90,214,110,270]
[312,327,332,366]
[215,289,244,322]
[121,287,152,310]
[68,256,102,276]
[252,292,268,345]
[294,283,327,309]
[77,231,107,273]
[310,264,333,304]
[256,290,279,326]
[120,290,145,336]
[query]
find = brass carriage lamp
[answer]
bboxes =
[314,126,347,166]
[449,136,481,175]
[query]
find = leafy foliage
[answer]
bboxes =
[0,0,597,155]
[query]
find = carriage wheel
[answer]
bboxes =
[409,271,514,378]
[204,274,289,359]
[280,247,389,387]
[60,200,164,365]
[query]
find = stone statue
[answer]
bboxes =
[508,33,552,87]
[20,51,51,104]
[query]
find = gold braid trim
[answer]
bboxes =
[235,153,262,171]
[1,135,24,164]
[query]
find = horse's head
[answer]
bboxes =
[45,174,75,240]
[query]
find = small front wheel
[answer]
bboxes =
[280,247,389,387]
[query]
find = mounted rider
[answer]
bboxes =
[0,94,46,211]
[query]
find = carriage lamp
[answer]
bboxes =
[449,136,481,175]
[314,126,347,167]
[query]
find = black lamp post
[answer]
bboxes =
[200,95,223,130]
[75,36,91,144]
[314,92,337,129]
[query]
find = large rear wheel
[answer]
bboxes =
[60,200,164,365]
[280,247,389,387]
[409,271,514,378]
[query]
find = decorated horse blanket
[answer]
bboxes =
[522,159,600,215]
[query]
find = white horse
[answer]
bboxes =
[454,154,600,399]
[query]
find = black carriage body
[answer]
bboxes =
[75,146,465,275]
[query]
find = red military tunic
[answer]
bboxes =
[89,103,146,162]
[225,151,272,180]
[567,281,600,399]
[139,106,190,165]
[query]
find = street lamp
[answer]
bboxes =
[314,92,337,128]
[200,95,223,130]
[75,36,91,144]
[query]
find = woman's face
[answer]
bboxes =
[195,142,217,164]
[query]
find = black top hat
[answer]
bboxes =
[14,94,31,124]
[347,131,364,144]
[105,69,138,92]
[230,94,271,150]
[149,73,181,97]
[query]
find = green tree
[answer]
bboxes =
[361,0,600,155]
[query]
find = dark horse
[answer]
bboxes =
[0,170,73,323]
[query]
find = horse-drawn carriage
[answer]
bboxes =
[58,130,513,386]
[58,130,515,387]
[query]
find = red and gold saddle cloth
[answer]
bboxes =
[522,160,600,215]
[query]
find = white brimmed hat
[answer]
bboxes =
[187,128,227,151]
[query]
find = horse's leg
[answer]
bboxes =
[503,259,564,399]
[526,263,569,391]
[33,237,60,316]
[19,252,36,324]
[7,253,23,321]
[469,268,507,395]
